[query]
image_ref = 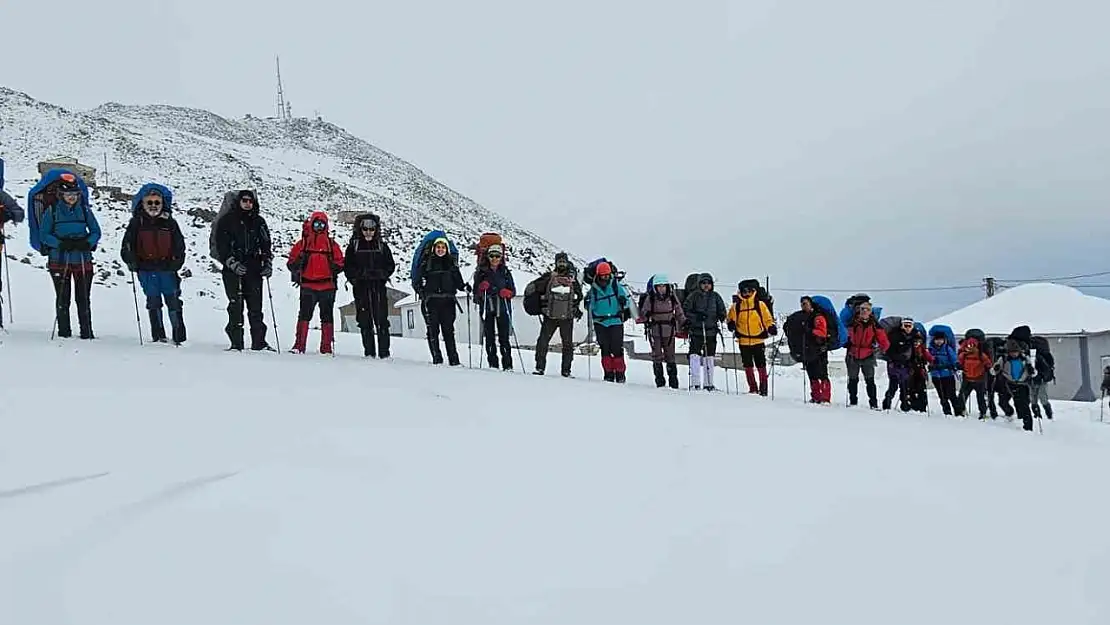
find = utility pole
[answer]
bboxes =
[983,276,996,298]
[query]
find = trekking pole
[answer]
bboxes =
[1101,391,1105,422]
[587,306,594,381]
[506,298,526,374]
[129,272,144,345]
[265,277,282,353]
[2,237,12,324]
[466,294,473,368]
[719,323,731,395]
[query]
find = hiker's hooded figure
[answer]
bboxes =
[39,173,101,339]
[120,183,187,344]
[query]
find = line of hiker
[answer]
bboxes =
[2,170,1061,430]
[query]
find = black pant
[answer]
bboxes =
[689,332,718,357]
[50,264,93,338]
[803,351,829,381]
[536,317,574,374]
[932,376,964,416]
[222,271,267,349]
[298,288,335,323]
[423,297,459,364]
[990,374,1014,417]
[908,367,929,412]
[595,323,624,359]
[960,377,989,417]
[846,355,878,406]
[739,344,766,369]
[482,307,513,369]
[1009,383,1034,431]
[354,282,390,357]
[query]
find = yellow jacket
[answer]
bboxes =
[726,293,775,346]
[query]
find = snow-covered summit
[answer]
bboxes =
[927,283,1110,335]
[0,86,572,297]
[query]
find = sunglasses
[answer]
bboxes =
[239,198,254,204]
[144,200,163,207]
[361,227,376,232]
[489,253,502,259]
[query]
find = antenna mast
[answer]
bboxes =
[275,56,290,122]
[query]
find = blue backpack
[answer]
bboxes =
[131,183,174,215]
[410,230,458,290]
[811,295,847,349]
[27,169,92,254]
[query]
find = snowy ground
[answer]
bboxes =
[5,257,1110,624]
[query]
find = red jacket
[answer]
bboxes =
[811,314,827,340]
[287,211,345,291]
[846,319,891,360]
[958,341,993,380]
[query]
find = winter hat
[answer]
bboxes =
[433,237,449,250]
[1004,339,1022,353]
[237,190,258,207]
[698,273,714,285]
[901,316,915,323]
[595,261,612,277]
[554,251,569,264]
[487,244,504,257]
[652,273,669,286]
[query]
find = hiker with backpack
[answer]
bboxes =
[414,236,466,365]
[682,273,727,391]
[927,325,964,416]
[791,296,835,404]
[991,338,1037,432]
[584,261,631,382]
[473,243,516,370]
[982,336,1015,419]
[287,211,345,355]
[343,213,396,358]
[844,300,889,409]
[214,190,274,351]
[34,172,101,339]
[638,274,686,388]
[1009,325,1055,420]
[958,333,993,419]
[881,318,929,411]
[120,183,187,344]
[531,251,582,377]
[726,279,776,396]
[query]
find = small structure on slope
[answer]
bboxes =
[37,157,97,186]
[928,283,1110,401]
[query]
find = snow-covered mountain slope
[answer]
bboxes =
[0,86,571,299]
[4,259,1110,624]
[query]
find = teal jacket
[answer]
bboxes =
[39,199,101,265]
[586,279,629,328]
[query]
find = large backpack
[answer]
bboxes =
[410,230,458,290]
[132,183,174,216]
[475,232,504,268]
[523,273,551,316]
[209,190,246,261]
[27,169,91,254]
[738,279,775,319]
[810,295,844,350]
[678,272,701,304]
[839,293,882,331]
[1029,335,1055,382]
[583,257,622,286]
[928,324,956,347]
[783,310,809,360]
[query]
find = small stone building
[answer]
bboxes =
[37,157,97,187]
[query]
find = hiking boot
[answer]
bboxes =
[882,398,892,411]
[292,320,309,354]
[604,371,616,382]
[653,362,665,388]
[615,371,627,384]
[320,322,334,355]
[705,385,716,392]
[149,309,166,343]
[847,378,859,406]
[757,367,768,396]
[745,367,759,394]
[534,368,545,376]
[561,371,572,378]
[667,362,679,389]
[1045,404,1054,419]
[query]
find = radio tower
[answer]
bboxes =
[275,56,291,121]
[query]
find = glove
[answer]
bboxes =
[260,262,273,278]
[619,309,631,322]
[330,263,342,276]
[226,258,248,276]
[574,308,583,320]
[478,281,490,294]
[726,320,736,333]
[126,262,138,273]
[463,283,473,293]
[767,325,778,336]
[499,288,513,299]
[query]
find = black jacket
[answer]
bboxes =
[215,208,273,274]
[417,254,465,299]
[343,236,396,285]
[886,327,925,365]
[120,212,186,272]
[683,288,727,336]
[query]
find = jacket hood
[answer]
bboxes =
[698,273,714,288]
[301,211,330,237]
[132,183,173,215]
[928,324,956,347]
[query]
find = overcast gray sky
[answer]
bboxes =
[3,0,1108,317]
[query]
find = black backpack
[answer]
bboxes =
[1029,335,1055,382]
[523,273,551,316]
[739,278,775,318]
[583,257,621,285]
[783,310,808,360]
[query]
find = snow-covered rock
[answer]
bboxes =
[0,86,574,299]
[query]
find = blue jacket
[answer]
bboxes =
[927,324,959,378]
[586,278,629,327]
[39,199,102,265]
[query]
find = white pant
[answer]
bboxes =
[689,354,715,387]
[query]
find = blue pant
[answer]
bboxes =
[137,271,185,342]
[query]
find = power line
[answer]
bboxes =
[993,269,1110,283]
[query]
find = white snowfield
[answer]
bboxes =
[4,260,1110,624]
